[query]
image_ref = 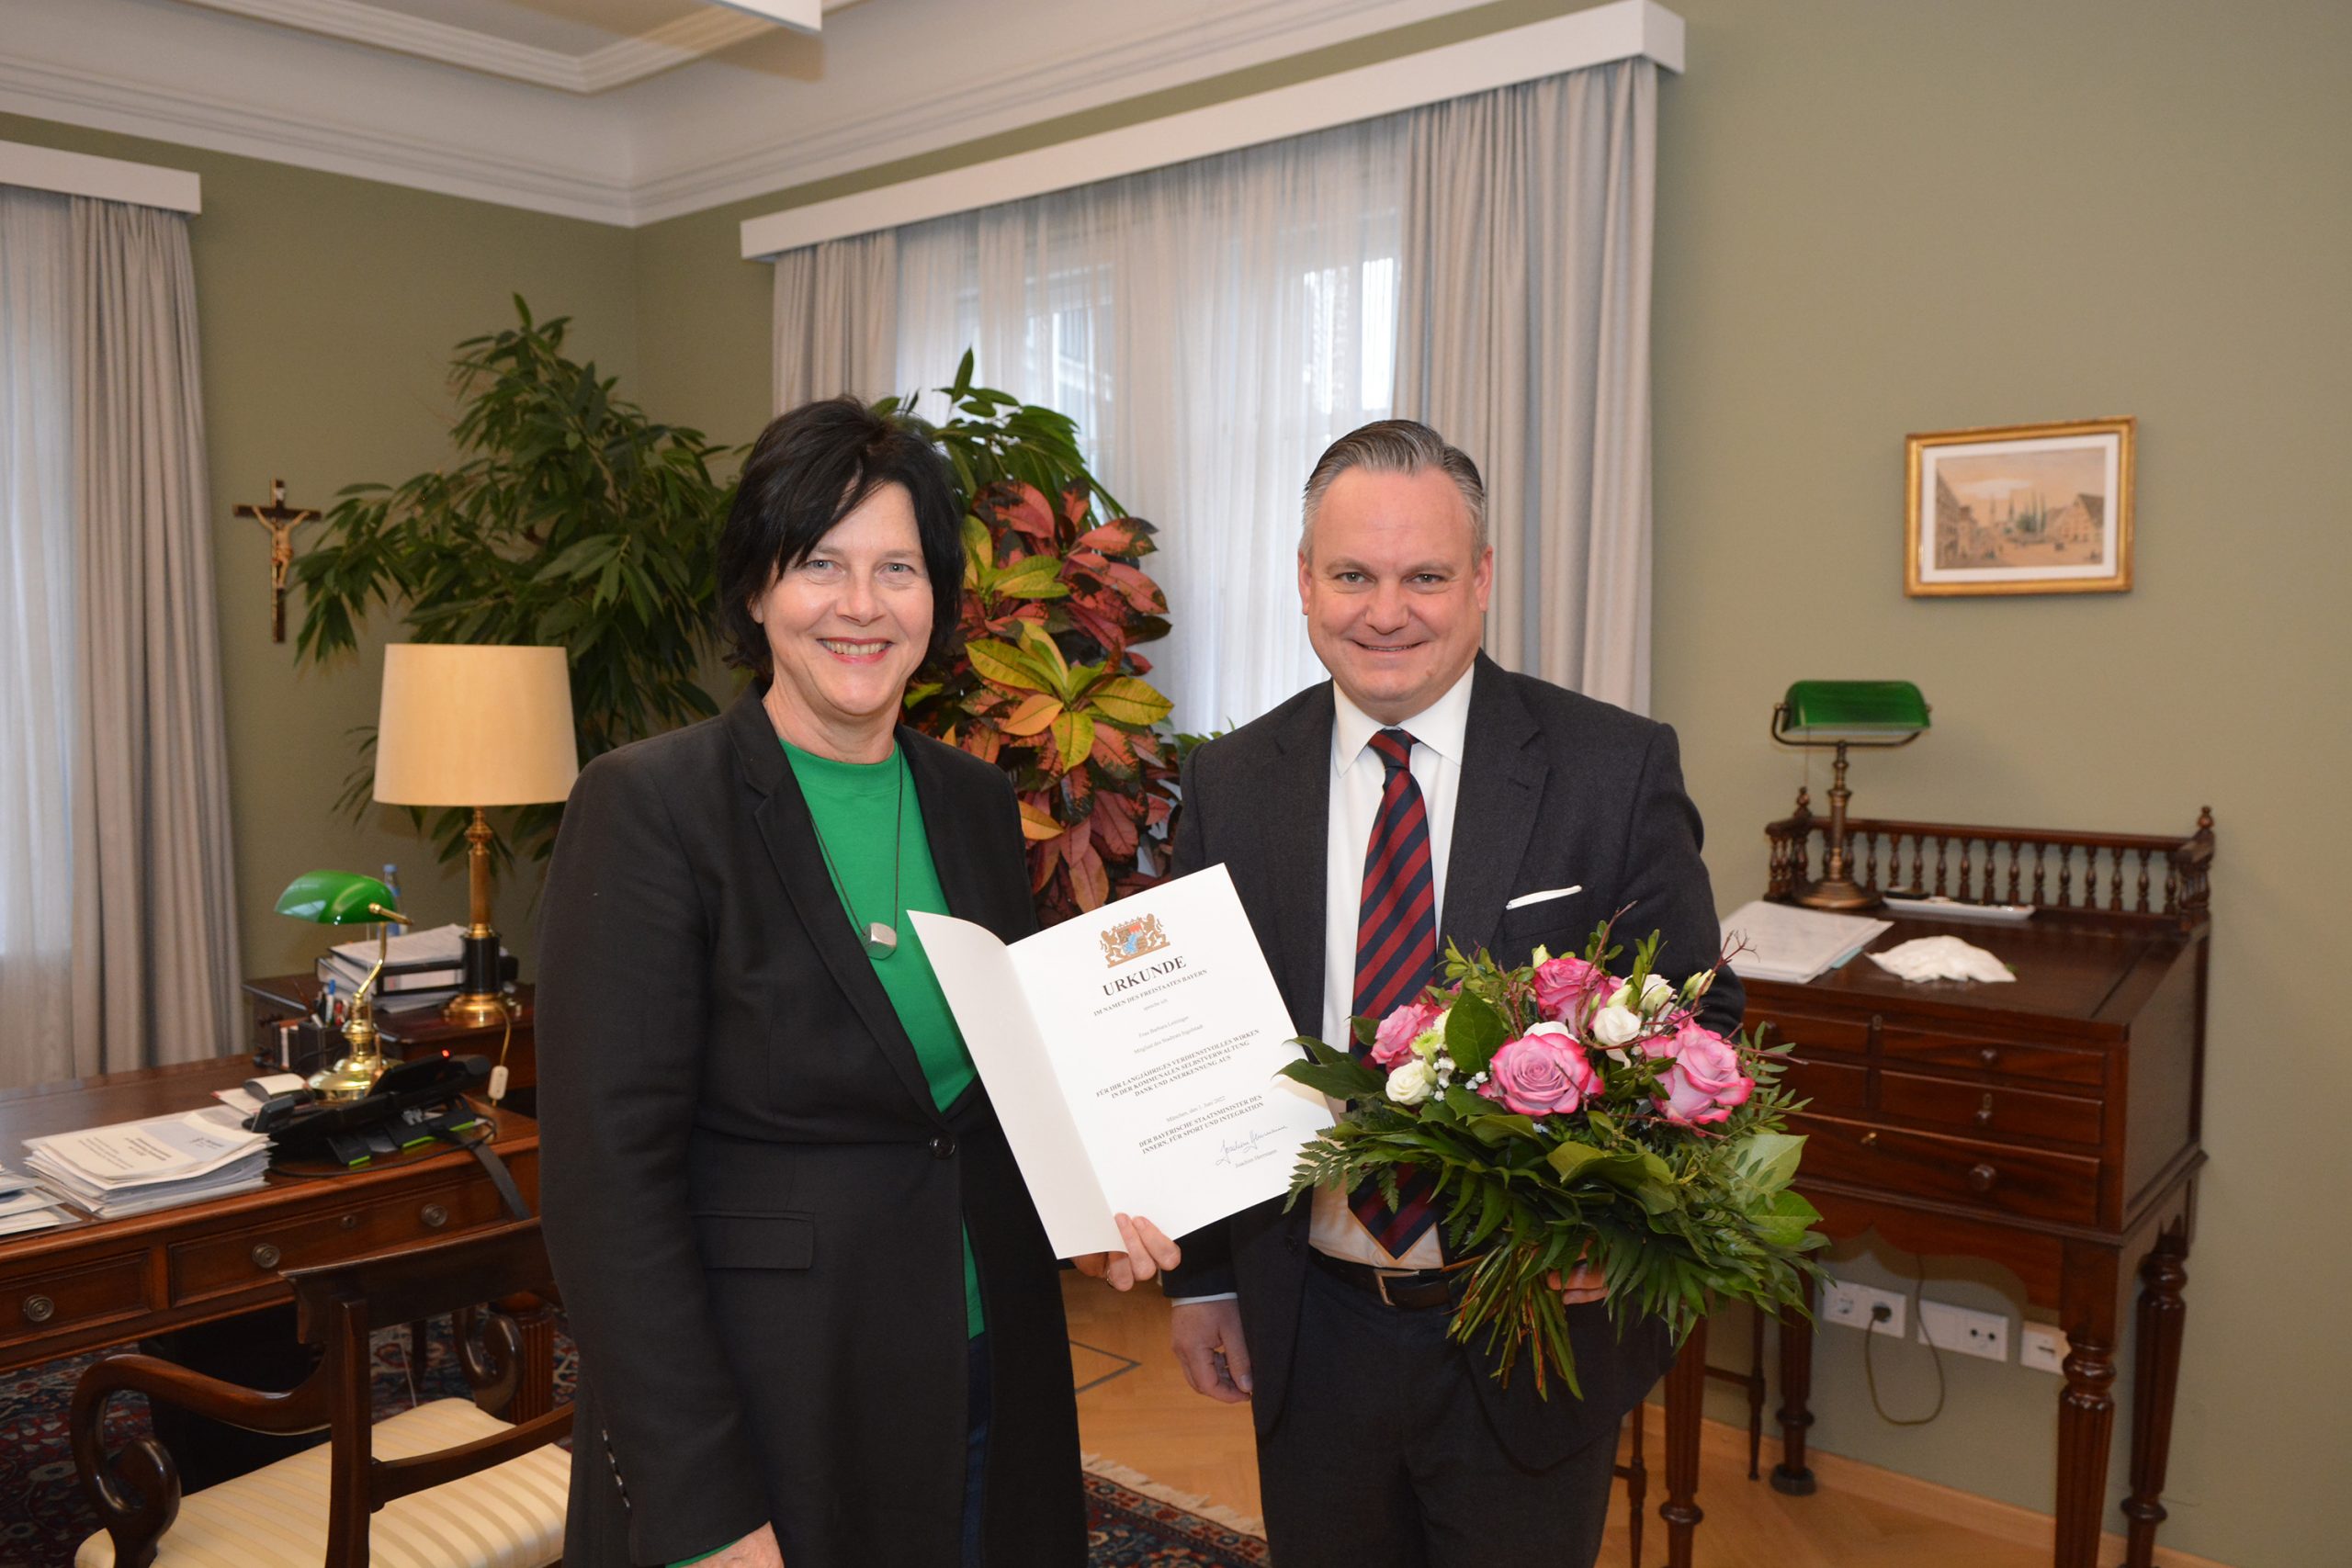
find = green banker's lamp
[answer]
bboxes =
[274,869,413,1101]
[1770,680,1931,911]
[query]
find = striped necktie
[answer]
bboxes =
[1349,728,1442,1258]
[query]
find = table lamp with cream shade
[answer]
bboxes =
[373,644,580,1030]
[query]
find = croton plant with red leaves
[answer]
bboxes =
[887,358,1189,925]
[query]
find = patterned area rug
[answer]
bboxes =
[0,1325,1266,1568]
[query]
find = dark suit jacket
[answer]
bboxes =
[537,687,1085,1568]
[1163,653,1744,1468]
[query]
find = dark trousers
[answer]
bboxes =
[961,1332,992,1568]
[1256,1261,1621,1568]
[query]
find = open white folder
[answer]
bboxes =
[910,864,1330,1258]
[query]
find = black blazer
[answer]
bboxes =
[1162,654,1744,1467]
[537,687,1085,1568]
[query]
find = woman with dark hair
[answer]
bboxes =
[537,398,1177,1568]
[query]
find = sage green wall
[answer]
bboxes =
[627,4,2350,1562]
[1646,6,2350,1566]
[1,112,639,986]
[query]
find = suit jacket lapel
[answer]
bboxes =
[726,689,943,1124]
[1263,685,1335,1035]
[1440,655,1548,960]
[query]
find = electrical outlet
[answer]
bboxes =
[1917,1299,2008,1361]
[1820,1279,1906,1337]
[2021,1324,2070,1374]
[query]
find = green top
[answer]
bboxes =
[783,739,985,1341]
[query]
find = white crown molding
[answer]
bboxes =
[0,0,1659,231]
[0,53,637,223]
[0,137,201,211]
[627,0,1483,223]
[174,0,785,94]
[741,0,1683,256]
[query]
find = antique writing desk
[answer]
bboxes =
[1747,807,2212,1568]
[0,1055,550,1419]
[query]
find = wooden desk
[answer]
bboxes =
[243,974,538,1106]
[0,1056,546,1416]
[1749,808,2212,1568]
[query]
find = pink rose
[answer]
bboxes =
[1478,1022,1602,1118]
[1369,998,1443,1069]
[1651,1019,1753,1126]
[1532,953,1617,1026]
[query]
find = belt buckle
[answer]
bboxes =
[1374,1269,1408,1308]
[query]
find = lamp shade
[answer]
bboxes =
[276,870,401,926]
[1775,680,1930,739]
[373,643,580,807]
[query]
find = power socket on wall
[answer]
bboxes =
[2020,1324,2071,1374]
[1820,1278,1906,1337]
[1917,1299,2009,1362]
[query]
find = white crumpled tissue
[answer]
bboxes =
[1868,935,2015,984]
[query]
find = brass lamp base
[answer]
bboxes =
[309,1049,386,1103]
[1795,875,1883,912]
[445,990,508,1029]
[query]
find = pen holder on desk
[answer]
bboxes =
[258,1018,341,1077]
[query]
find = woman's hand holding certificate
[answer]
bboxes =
[910,865,1329,1258]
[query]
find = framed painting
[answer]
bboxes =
[1905,417,2135,596]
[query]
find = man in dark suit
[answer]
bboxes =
[1160,419,1743,1568]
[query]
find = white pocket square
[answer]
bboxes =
[1504,885,1583,911]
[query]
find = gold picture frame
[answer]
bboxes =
[1905,417,2135,596]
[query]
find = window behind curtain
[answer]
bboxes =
[894,113,1407,734]
[0,186,79,1074]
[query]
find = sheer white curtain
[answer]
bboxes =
[893,115,1405,733]
[0,187,79,1084]
[0,186,241,1089]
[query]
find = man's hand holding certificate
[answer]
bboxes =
[910,864,1328,1257]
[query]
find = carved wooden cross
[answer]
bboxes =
[232,479,319,643]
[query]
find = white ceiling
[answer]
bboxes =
[0,0,1495,226]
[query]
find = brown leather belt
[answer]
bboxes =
[1309,1247,1469,1311]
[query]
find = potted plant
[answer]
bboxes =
[890,355,1186,922]
[290,298,732,863]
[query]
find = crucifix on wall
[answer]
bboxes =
[232,478,319,643]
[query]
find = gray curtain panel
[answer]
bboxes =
[772,230,900,412]
[1394,59,1657,714]
[67,195,243,1075]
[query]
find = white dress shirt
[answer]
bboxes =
[1308,664,1477,1271]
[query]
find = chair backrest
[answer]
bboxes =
[287,1218,571,1567]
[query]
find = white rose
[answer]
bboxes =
[1591,1003,1643,1048]
[1640,973,1678,1014]
[1386,1058,1437,1105]
[1606,982,1634,1011]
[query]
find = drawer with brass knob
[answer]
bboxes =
[1787,1112,2099,1225]
[168,1179,502,1305]
[3,1253,151,1342]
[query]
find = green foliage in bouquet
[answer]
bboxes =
[888,354,1184,924]
[289,297,731,864]
[1278,916,1827,1398]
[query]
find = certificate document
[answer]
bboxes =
[910,864,1329,1257]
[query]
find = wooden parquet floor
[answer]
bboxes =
[1064,1273,2098,1568]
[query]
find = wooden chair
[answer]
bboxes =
[71,1218,570,1568]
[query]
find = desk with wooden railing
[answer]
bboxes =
[1749,807,2212,1568]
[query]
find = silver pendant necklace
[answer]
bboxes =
[808,755,904,960]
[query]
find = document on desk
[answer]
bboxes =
[911,864,1330,1258]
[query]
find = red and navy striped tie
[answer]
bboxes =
[1350,727,1442,1258]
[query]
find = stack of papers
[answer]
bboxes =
[0,1166,71,1236]
[24,1107,271,1220]
[1720,899,1894,984]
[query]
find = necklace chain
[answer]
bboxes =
[807,754,904,960]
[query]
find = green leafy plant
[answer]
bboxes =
[889,355,1185,923]
[291,297,731,862]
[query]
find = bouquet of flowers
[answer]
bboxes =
[1278,911,1826,1397]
